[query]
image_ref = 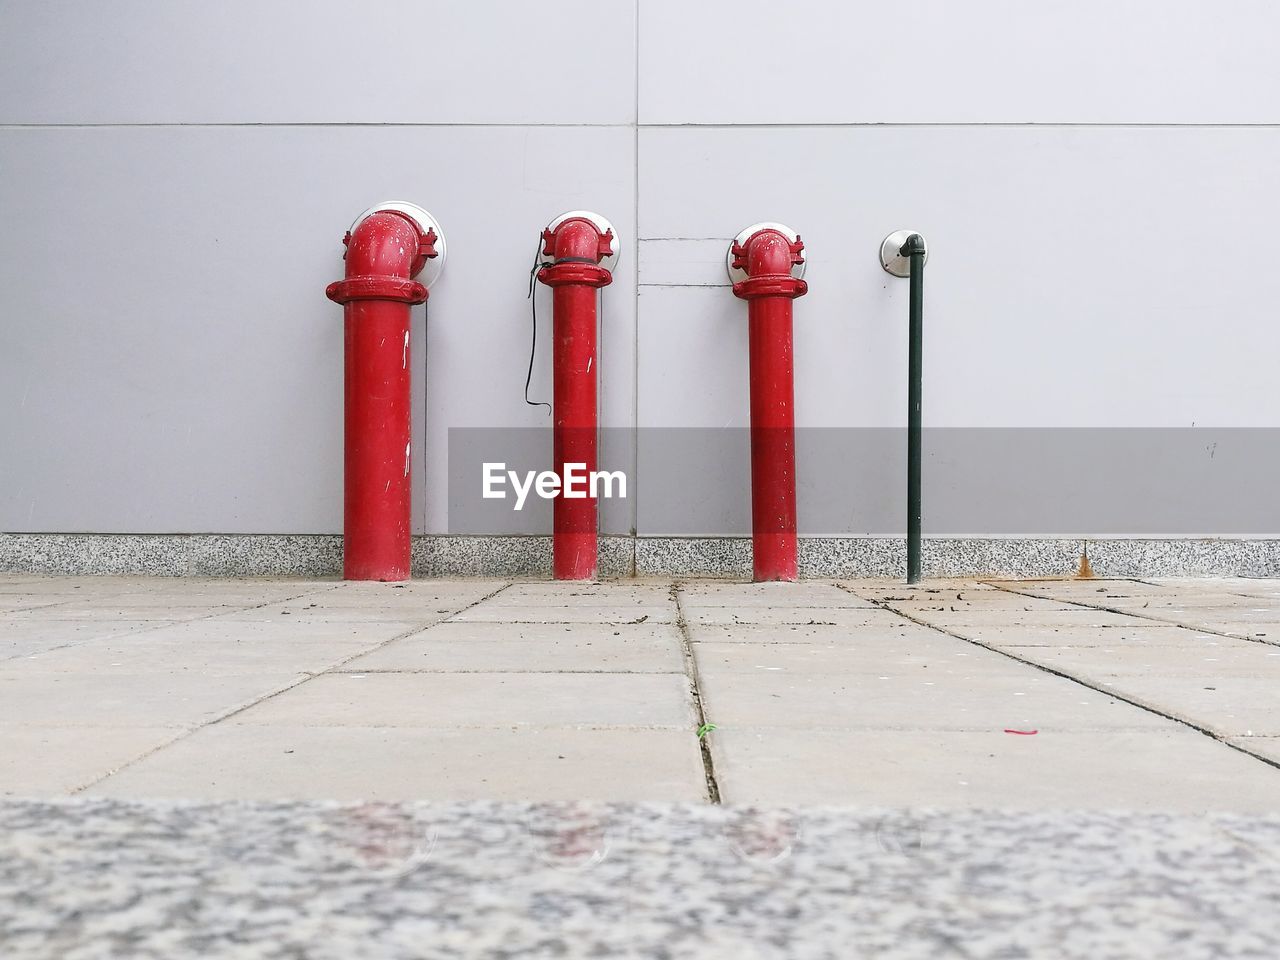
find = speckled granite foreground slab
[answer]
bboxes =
[3,799,1279,959]
[3,534,1280,578]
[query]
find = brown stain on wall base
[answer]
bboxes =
[1076,545,1095,579]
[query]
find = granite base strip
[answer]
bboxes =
[0,534,346,578]
[1,798,1278,959]
[633,536,1280,579]
[1,533,1279,578]
[412,536,635,579]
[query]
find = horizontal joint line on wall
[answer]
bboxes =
[0,122,636,130]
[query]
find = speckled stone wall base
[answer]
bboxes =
[638,536,1280,579]
[0,534,635,579]
[1,533,1279,578]
[411,536,635,579]
[0,533,345,578]
[3,799,1280,959]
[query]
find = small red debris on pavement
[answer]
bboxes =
[1003,729,1039,735]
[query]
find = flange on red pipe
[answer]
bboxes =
[728,222,808,582]
[536,211,619,581]
[326,202,446,581]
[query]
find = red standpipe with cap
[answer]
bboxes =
[730,223,808,582]
[536,212,617,581]
[326,202,445,581]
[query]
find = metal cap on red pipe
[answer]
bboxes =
[326,201,447,304]
[727,222,808,300]
[537,210,619,288]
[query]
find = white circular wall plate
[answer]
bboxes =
[541,210,621,273]
[726,222,806,284]
[879,230,928,279]
[350,201,448,289]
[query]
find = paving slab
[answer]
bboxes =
[1010,640,1280,678]
[1085,676,1280,737]
[229,672,696,729]
[130,618,423,644]
[0,596,99,614]
[1076,596,1280,613]
[885,607,1147,628]
[1,619,169,662]
[678,582,875,607]
[4,799,1280,959]
[61,576,338,593]
[686,607,911,627]
[335,579,500,593]
[0,578,112,595]
[346,622,685,673]
[1154,577,1280,600]
[0,727,179,796]
[87,725,708,802]
[448,603,677,624]
[0,579,131,594]
[215,604,465,624]
[693,637,1017,677]
[696,667,1169,731]
[58,589,331,608]
[996,588,1280,627]
[10,632,385,677]
[1156,619,1280,642]
[0,671,304,728]
[841,579,1005,600]
[996,578,1199,599]
[1228,736,1280,764]
[3,604,234,622]
[880,593,1082,612]
[962,623,1209,647]
[708,727,1280,810]
[198,581,501,621]
[1119,604,1280,624]
[487,582,676,606]
[685,616,928,642]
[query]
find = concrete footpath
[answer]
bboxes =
[3,573,1280,957]
[3,574,1280,806]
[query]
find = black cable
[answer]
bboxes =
[525,244,552,415]
[524,248,600,416]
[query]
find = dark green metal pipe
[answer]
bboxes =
[901,234,925,584]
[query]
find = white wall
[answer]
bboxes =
[2,0,1278,537]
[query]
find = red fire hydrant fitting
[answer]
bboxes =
[536,211,618,581]
[728,222,808,582]
[326,202,447,581]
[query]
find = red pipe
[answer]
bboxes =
[537,215,615,580]
[731,227,808,582]
[326,208,437,581]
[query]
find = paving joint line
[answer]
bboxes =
[329,668,682,675]
[2,582,348,667]
[302,582,515,682]
[1131,575,1280,604]
[438,618,677,626]
[981,579,1280,648]
[838,583,1280,777]
[671,582,722,804]
[69,581,514,793]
